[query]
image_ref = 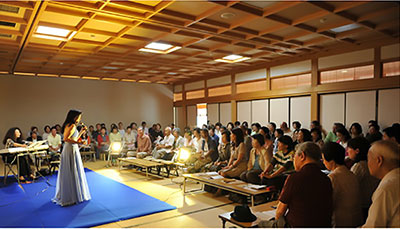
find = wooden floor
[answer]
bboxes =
[0,160,257,228]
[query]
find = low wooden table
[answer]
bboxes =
[183,173,273,206]
[118,158,163,179]
[145,157,185,177]
[218,201,278,228]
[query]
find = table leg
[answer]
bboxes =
[251,195,254,207]
[222,219,226,228]
[183,177,186,193]
[146,167,149,179]
[17,155,20,185]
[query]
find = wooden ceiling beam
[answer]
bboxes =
[0,1,34,9]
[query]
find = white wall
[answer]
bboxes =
[207,75,231,87]
[290,96,311,129]
[269,98,289,126]
[237,101,251,123]
[378,88,400,128]
[219,102,231,126]
[235,69,266,83]
[207,103,219,125]
[251,99,269,126]
[320,93,345,131]
[381,43,400,60]
[270,60,311,77]
[0,75,173,143]
[319,49,374,69]
[345,90,376,134]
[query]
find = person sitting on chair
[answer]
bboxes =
[187,129,218,173]
[123,126,136,151]
[26,131,43,143]
[96,127,110,159]
[162,128,184,160]
[152,127,175,159]
[47,126,62,156]
[207,130,231,172]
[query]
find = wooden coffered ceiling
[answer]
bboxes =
[0,1,399,84]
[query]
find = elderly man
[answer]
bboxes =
[259,142,332,227]
[363,140,400,227]
[127,127,151,159]
[162,128,185,160]
[152,127,175,159]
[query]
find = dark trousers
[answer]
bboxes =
[261,175,287,190]
[240,169,263,184]
[3,154,32,177]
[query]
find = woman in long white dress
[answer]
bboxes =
[52,109,91,206]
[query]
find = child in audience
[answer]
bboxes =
[219,128,247,178]
[322,142,363,227]
[260,135,294,190]
[347,137,380,221]
[240,134,270,184]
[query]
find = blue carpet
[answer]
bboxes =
[0,168,176,228]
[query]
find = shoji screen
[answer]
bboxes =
[219,102,232,126]
[290,96,311,129]
[346,91,376,134]
[269,98,289,126]
[207,103,219,125]
[320,93,345,131]
[187,105,197,128]
[378,88,400,128]
[252,99,269,126]
[237,101,251,123]
[174,106,185,130]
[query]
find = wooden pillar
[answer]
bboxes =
[374,47,381,79]
[266,67,271,91]
[182,84,187,127]
[231,73,237,122]
[311,58,319,121]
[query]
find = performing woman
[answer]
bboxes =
[52,109,91,206]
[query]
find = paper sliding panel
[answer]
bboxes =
[378,88,400,129]
[269,98,289,126]
[207,103,219,125]
[219,102,232,126]
[174,106,185,131]
[346,90,376,134]
[251,99,269,126]
[237,101,251,123]
[290,96,311,129]
[187,105,197,128]
[320,93,345,131]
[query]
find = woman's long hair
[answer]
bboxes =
[62,109,82,133]
[231,127,244,147]
[3,127,23,145]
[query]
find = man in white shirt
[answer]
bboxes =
[152,127,175,159]
[363,140,400,228]
[141,121,149,135]
[47,127,62,155]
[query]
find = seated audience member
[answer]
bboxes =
[363,140,399,228]
[322,142,363,227]
[47,127,62,155]
[242,121,249,129]
[251,123,261,136]
[150,123,163,143]
[350,122,363,138]
[26,131,43,143]
[208,130,231,172]
[280,122,292,136]
[273,129,284,154]
[92,123,101,143]
[347,137,380,220]
[234,121,241,128]
[336,127,351,149]
[259,142,332,228]
[310,120,328,140]
[219,128,247,178]
[55,124,63,140]
[128,127,152,158]
[118,122,125,137]
[240,125,252,161]
[324,122,345,143]
[28,126,39,138]
[202,124,208,129]
[141,121,149,135]
[240,134,270,184]
[96,127,110,159]
[170,123,175,130]
[366,123,383,144]
[3,127,34,183]
[208,126,219,147]
[260,136,294,189]
[109,126,122,143]
[188,129,218,173]
[110,123,117,132]
[162,128,184,160]
[311,127,324,148]
[79,131,91,152]
[295,128,312,145]
[42,125,51,140]
[192,128,203,153]
[123,126,136,151]
[382,126,400,144]
[183,130,194,148]
[149,124,156,141]
[88,125,95,139]
[227,122,234,131]
[215,122,222,144]
[267,122,277,142]
[259,126,273,160]
[291,121,301,141]
[152,127,175,159]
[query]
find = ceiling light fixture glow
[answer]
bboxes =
[60,75,80,79]
[33,34,67,41]
[215,54,251,63]
[36,25,70,37]
[121,79,136,82]
[102,77,119,81]
[139,42,181,54]
[82,76,100,80]
[330,24,360,33]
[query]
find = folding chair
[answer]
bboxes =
[2,154,18,184]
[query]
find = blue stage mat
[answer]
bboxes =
[0,168,176,228]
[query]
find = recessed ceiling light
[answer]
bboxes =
[220,12,235,19]
[330,24,360,33]
[60,75,80,79]
[138,80,151,83]
[102,77,119,81]
[139,42,181,54]
[167,72,178,75]
[82,76,100,80]
[36,25,70,37]
[33,34,67,41]
[215,54,251,63]
[121,79,136,82]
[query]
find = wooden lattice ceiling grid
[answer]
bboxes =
[0,0,399,84]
